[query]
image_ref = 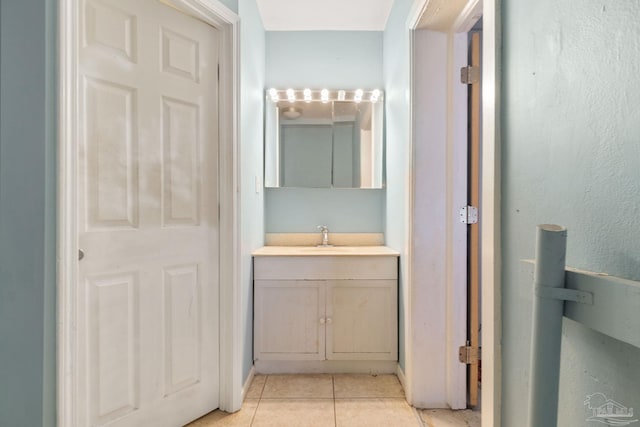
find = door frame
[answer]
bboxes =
[407,0,501,424]
[57,0,242,425]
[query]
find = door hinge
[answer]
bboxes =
[459,345,481,364]
[460,66,480,84]
[459,206,478,224]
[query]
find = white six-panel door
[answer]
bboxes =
[77,0,219,425]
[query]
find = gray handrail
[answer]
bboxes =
[528,224,568,427]
[527,224,640,427]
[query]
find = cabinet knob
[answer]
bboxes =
[326,318,333,324]
[319,318,326,324]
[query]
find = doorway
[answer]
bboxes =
[466,23,483,409]
[58,0,241,425]
[407,0,500,425]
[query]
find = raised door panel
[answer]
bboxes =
[326,280,398,361]
[87,272,140,425]
[161,27,200,82]
[83,77,139,230]
[84,0,138,63]
[161,97,200,227]
[254,280,325,361]
[163,264,201,396]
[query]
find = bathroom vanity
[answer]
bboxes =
[252,246,399,374]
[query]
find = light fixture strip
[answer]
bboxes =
[267,89,384,102]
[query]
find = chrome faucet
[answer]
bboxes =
[317,225,331,247]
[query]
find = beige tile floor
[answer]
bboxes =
[419,408,481,427]
[186,374,480,427]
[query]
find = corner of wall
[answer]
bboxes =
[239,0,266,383]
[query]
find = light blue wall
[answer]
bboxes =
[218,0,238,13]
[382,0,412,372]
[266,31,384,88]
[239,0,265,383]
[502,1,640,425]
[265,188,384,232]
[0,1,57,426]
[265,31,386,233]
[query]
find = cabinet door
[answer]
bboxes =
[254,280,325,361]
[326,280,398,360]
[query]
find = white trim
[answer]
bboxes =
[57,1,241,425]
[401,1,423,409]
[407,0,501,421]
[241,365,256,403]
[396,363,409,396]
[57,1,79,424]
[452,0,483,33]
[481,0,501,425]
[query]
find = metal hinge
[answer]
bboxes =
[459,345,481,364]
[460,66,480,84]
[459,206,478,224]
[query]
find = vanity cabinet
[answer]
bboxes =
[253,252,398,367]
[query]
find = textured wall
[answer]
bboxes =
[502,0,640,424]
[264,31,385,233]
[0,1,57,426]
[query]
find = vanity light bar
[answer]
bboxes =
[267,88,384,103]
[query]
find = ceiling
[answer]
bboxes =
[255,0,395,31]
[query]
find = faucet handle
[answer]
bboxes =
[317,225,328,232]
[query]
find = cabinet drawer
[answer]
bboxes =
[254,256,398,280]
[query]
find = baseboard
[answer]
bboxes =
[254,360,397,375]
[396,364,411,404]
[241,365,256,402]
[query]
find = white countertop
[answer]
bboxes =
[252,246,400,257]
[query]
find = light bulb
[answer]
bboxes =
[321,89,329,103]
[304,88,312,103]
[338,90,346,101]
[269,88,279,102]
[371,89,381,103]
[286,88,295,103]
[354,89,363,103]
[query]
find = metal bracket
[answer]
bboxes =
[535,285,594,305]
[459,206,478,224]
[459,346,481,364]
[461,66,480,84]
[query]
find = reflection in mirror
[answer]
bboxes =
[264,89,384,189]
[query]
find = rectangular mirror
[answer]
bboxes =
[264,89,384,189]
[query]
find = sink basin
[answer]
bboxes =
[252,246,400,257]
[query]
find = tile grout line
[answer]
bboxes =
[332,375,338,427]
[248,374,267,427]
[412,406,427,427]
